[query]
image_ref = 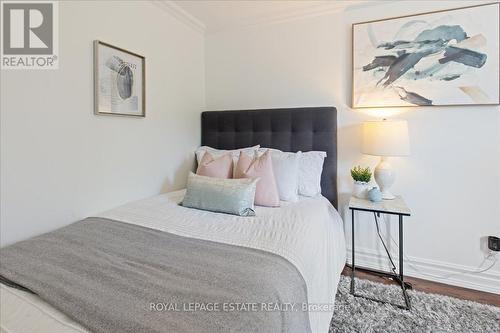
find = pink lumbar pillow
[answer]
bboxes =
[196,152,233,179]
[235,150,280,207]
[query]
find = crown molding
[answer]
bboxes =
[243,0,370,29]
[201,0,393,34]
[151,0,394,35]
[150,0,206,34]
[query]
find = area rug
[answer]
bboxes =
[330,276,500,333]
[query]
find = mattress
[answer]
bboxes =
[0,190,346,333]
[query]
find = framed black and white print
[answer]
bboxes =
[352,3,500,108]
[94,40,145,117]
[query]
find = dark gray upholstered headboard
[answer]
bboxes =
[201,107,338,208]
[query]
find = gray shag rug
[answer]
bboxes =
[330,276,500,333]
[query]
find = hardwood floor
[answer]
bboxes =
[341,265,500,307]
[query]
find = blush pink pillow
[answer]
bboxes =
[235,150,280,207]
[196,152,233,179]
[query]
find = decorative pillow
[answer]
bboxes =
[181,173,258,216]
[298,151,327,197]
[195,145,260,177]
[235,150,280,207]
[196,152,233,179]
[195,145,260,165]
[269,150,302,202]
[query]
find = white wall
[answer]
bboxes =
[0,1,205,246]
[206,1,500,293]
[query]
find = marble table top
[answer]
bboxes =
[349,196,411,216]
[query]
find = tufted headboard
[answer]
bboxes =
[201,107,338,208]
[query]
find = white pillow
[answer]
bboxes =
[258,148,302,202]
[270,150,302,202]
[298,151,327,197]
[196,145,260,176]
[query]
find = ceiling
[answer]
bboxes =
[172,0,373,33]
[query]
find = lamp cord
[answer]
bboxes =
[375,216,498,280]
[373,212,398,276]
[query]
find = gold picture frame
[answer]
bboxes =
[352,3,500,108]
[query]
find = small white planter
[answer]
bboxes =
[353,181,369,199]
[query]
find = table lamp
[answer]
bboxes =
[362,119,410,200]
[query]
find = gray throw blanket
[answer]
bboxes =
[0,218,310,333]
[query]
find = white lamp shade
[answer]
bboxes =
[362,120,410,157]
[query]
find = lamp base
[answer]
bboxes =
[380,190,396,200]
[374,157,397,200]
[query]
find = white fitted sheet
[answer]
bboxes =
[1,190,346,333]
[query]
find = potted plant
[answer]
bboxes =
[351,166,372,199]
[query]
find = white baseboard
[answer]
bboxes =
[346,246,500,295]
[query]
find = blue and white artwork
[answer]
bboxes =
[94,41,145,117]
[352,3,499,108]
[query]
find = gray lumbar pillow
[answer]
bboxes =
[181,172,258,216]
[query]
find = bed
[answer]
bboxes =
[0,107,346,333]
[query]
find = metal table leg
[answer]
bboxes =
[350,209,355,295]
[399,215,411,309]
[348,209,412,310]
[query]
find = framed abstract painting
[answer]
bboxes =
[352,3,500,108]
[94,40,145,117]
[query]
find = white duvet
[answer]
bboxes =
[0,190,346,333]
